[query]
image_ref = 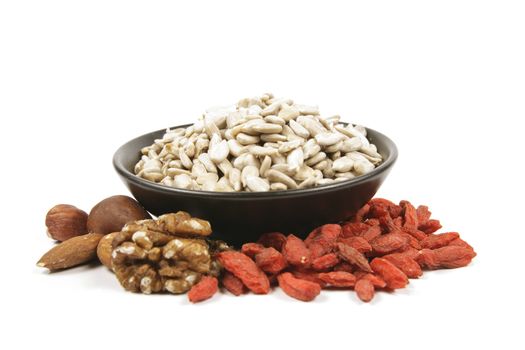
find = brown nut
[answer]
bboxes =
[37,233,104,271]
[45,204,88,242]
[97,232,119,271]
[87,195,151,235]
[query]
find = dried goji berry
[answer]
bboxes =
[355,278,375,302]
[318,271,356,288]
[382,253,422,278]
[393,246,420,260]
[420,232,460,249]
[416,205,431,226]
[370,205,390,221]
[402,228,428,241]
[291,269,326,287]
[341,222,370,237]
[368,198,402,218]
[333,262,356,273]
[400,200,418,232]
[305,224,341,258]
[399,232,422,250]
[257,232,287,251]
[354,272,387,288]
[282,234,311,267]
[369,231,409,255]
[366,218,381,226]
[362,225,382,241]
[338,236,372,253]
[393,216,403,227]
[311,253,340,271]
[370,257,409,289]
[221,271,245,296]
[277,272,321,301]
[336,242,372,272]
[416,246,476,269]
[255,247,288,274]
[241,242,265,258]
[352,203,370,222]
[419,219,442,234]
[378,215,399,233]
[188,276,218,303]
[216,251,270,294]
[448,237,475,251]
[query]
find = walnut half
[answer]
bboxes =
[111,211,226,294]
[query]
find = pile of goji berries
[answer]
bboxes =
[187,198,477,303]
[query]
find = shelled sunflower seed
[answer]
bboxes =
[134,93,382,192]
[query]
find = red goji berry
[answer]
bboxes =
[291,269,326,287]
[318,271,356,288]
[311,253,340,271]
[366,218,381,227]
[420,232,460,249]
[305,224,341,258]
[378,214,399,233]
[282,234,311,267]
[400,200,418,232]
[416,246,477,269]
[382,253,422,278]
[402,228,428,241]
[336,242,372,272]
[368,198,402,218]
[416,205,431,226]
[241,242,265,258]
[257,232,287,251]
[393,216,403,227]
[341,222,370,237]
[333,262,356,273]
[393,246,420,260]
[221,271,245,296]
[362,225,382,241]
[370,257,409,289]
[338,236,372,253]
[352,203,370,222]
[354,272,387,288]
[188,276,218,303]
[448,237,475,251]
[355,278,375,302]
[278,272,321,302]
[255,247,288,274]
[419,219,442,234]
[217,251,270,294]
[369,231,409,255]
[399,232,422,250]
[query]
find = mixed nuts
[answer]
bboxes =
[37,196,476,303]
[134,93,383,192]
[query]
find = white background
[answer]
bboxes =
[1,1,524,349]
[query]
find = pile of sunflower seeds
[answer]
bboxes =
[134,93,382,192]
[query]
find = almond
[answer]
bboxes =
[37,233,104,271]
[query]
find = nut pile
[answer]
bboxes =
[37,196,476,303]
[38,196,151,271]
[134,93,382,192]
[111,212,229,294]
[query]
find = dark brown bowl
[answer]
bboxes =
[113,124,397,246]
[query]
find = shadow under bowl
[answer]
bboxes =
[113,124,397,246]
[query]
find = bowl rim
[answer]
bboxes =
[113,123,398,199]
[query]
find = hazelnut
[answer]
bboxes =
[87,195,151,235]
[45,204,88,242]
